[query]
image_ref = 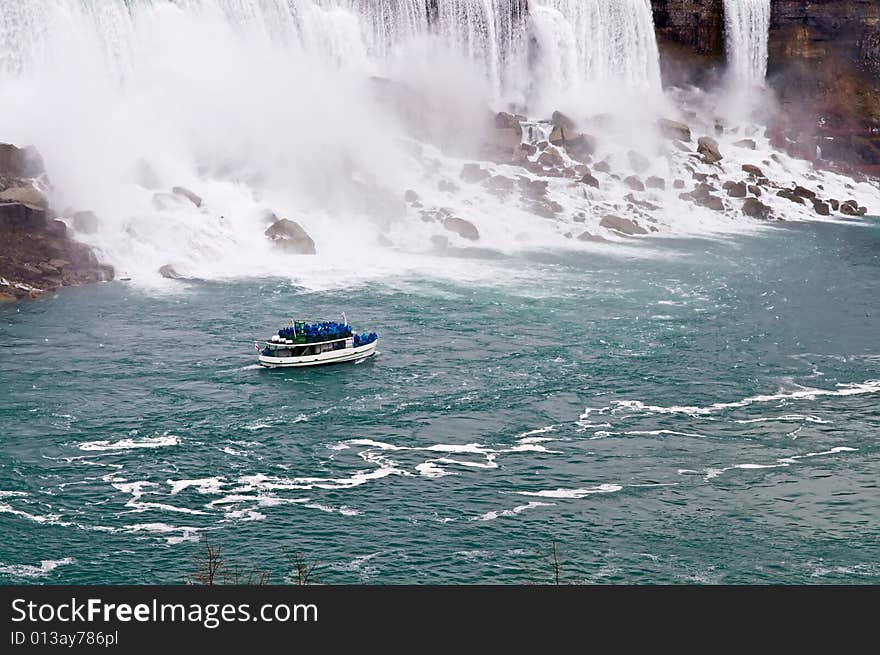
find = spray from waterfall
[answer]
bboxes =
[723,0,771,85]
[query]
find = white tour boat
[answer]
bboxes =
[255,318,378,368]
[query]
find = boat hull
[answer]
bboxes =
[258,340,378,368]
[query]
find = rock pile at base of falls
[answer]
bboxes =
[0,143,113,301]
[264,218,316,255]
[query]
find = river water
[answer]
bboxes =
[1,218,878,583]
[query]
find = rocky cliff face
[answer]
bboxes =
[0,144,113,301]
[767,0,880,167]
[651,0,725,86]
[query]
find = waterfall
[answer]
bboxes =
[527,0,662,104]
[724,0,771,84]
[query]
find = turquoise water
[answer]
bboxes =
[1,219,879,584]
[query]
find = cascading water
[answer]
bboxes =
[527,0,661,110]
[723,0,771,85]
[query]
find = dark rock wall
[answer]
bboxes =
[651,0,725,86]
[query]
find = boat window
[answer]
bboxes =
[291,346,307,357]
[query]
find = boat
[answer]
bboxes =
[255,317,378,368]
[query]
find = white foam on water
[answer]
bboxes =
[125,523,201,545]
[79,434,180,451]
[0,557,75,579]
[472,500,554,521]
[518,483,623,498]
[583,379,880,419]
[305,503,360,516]
[168,477,225,495]
[415,462,456,478]
[735,415,831,425]
[703,445,858,480]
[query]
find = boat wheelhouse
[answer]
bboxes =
[255,319,378,368]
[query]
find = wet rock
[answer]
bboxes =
[748,184,762,197]
[443,216,479,241]
[733,138,757,150]
[627,150,651,174]
[550,110,577,135]
[484,175,514,197]
[742,164,764,178]
[697,136,722,164]
[600,215,648,236]
[580,173,600,189]
[594,160,611,173]
[742,197,772,220]
[673,179,685,189]
[404,189,420,204]
[0,201,46,230]
[657,118,691,142]
[438,179,458,193]
[519,143,538,157]
[264,218,316,254]
[577,231,607,242]
[460,163,491,184]
[517,177,549,200]
[0,186,46,208]
[0,143,44,178]
[72,211,100,234]
[829,199,840,211]
[646,176,666,190]
[624,175,645,191]
[563,134,597,162]
[812,199,831,216]
[792,186,817,199]
[722,181,747,198]
[159,264,182,279]
[172,186,202,208]
[777,189,805,205]
[858,206,868,216]
[840,201,860,216]
[537,146,565,167]
[624,193,659,211]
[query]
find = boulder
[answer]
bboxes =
[577,231,607,242]
[624,175,645,191]
[646,176,666,190]
[722,181,747,198]
[733,139,757,150]
[551,110,577,135]
[443,216,479,241]
[494,111,524,130]
[627,150,651,174]
[777,189,805,205]
[594,160,611,173]
[0,143,44,178]
[404,189,420,204]
[72,211,100,234]
[673,179,685,189]
[460,163,491,183]
[158,264,182,279]
[484,175,514,196]
[172,186,202,208]
[600,215,648,236]
[840,202,859,216]
[829,199,840,211]
[564,134,597,161]
[580,173,600,188]
[517,177,549,199]
[657,118,691,142]
[0,201,46,229]
[697,136,722,164]
[519,143,538,157]
[792,186,817,199]
[742,164,764,178]
[742,197,772,220]
[0,186,46,208]
[748,184,762,197]
[264,218,316,254]
[812,199,831,216]
[438,179,458,193]
[537,147,565,167]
